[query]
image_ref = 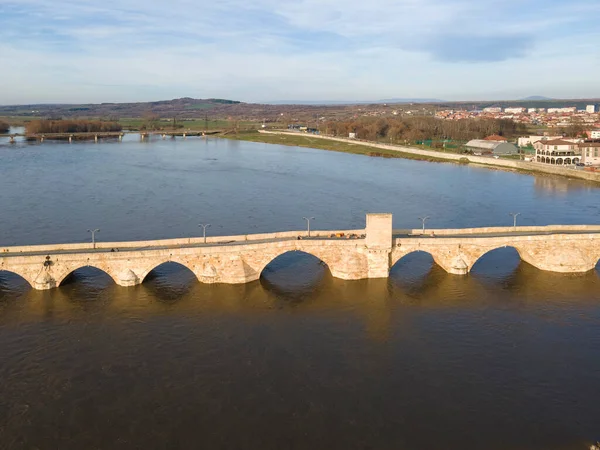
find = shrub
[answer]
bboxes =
[25,119,122,134]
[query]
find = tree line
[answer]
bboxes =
[0,120,9,133]
[25,120,123,134]
[321,117,527,142]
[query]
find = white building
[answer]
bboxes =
[547,107,577,114]
[505,107,525,114]
[466,140,518,155]
[518,135,563,147]
[591,130,600,139]
[580,142,600,165]
[528,108,538,113]
[586,105,597,114]
[483,107,502,113]
[534,139,580,165]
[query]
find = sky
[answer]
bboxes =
[1,0,599,104]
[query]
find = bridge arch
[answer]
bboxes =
[390,250,436,272]
[259,250,332,297]
[57,265,118,287]
[140,260,198,284]
[389,250,439,284]
[0,269,33,289]
[260,250,331,278]
[470,246,523,276]
[255,244,367,281]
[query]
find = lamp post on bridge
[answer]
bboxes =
[509,212,521,229]
[87,228,100,249]
[302,217,315,237]
[199,223,211,243]
[418,216,430,235]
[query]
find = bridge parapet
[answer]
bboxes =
[0,228,365,255]
[394,224,600,236]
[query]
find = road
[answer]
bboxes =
[3,229,600,259]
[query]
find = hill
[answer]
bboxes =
[520,96,553,101]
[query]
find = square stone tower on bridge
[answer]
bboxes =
[365,213,393,278]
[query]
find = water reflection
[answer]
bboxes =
[260,251,330,305]
[2,253,600,324]
[1,253,600,449]
[143,262,198,302]
[533,175,595,196]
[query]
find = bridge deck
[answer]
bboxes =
[2,226,600,258]
[5,130,224,138]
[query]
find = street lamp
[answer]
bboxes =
[418,216,430,234]
[509,212,521,228]
[87,228,100,248]
[302,217,315,237]
[198,223,211,243]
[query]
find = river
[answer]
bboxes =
[1,134,599,449]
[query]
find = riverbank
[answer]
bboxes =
[223,130,600,184]
[221,131,454,164]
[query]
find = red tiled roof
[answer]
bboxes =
[484,135,507,141]
[534,139,575,146]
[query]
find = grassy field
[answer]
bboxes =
[222,131,453,163]
[0,116,41,126]
[118,117,259,131]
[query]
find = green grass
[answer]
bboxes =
[221,131,451,163]
[118,117,259,131]
[0,116,41,126]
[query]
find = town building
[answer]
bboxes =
[590,130,600,139]
[483,107,502,113]
[466,140,518,156]
[518,135,563,147]
[504,107,525,114]
[534,139,581,165]
[586,105,597,114]
[579,142,600,165]
[547,107,577,114]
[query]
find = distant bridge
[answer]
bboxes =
[2,130,223,143]
[1,214,600,290]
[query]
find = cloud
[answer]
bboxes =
[0,0,599,103]
[421,34,534,63]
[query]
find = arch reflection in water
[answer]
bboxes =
[260,251,331,303]
[58,266,119,309]
[0,270,31,293]
[388,251,451,298]
[142,262,198,302]
[389,253,476,304]
[470,246,522,282]
[60,266,116,289]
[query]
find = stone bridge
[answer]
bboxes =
[1,214,600,290]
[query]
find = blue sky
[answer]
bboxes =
[1,0,599,104]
